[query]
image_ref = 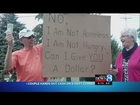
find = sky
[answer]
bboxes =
[101,13,140,46]
[17,13,43,30]
[16,13,140,46]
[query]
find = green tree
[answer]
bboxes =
[35,13,43,21]
[110,35,122,81]
[32,13,43,44]
[0,13,26,82]
[137,28,140,32]
[137,28,140,43]
[111,35,122,65]
[32,24,43,44]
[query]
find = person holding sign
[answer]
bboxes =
[4,28,48,82]
[110,28,140,82]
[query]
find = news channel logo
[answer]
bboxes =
[106,74,112,82]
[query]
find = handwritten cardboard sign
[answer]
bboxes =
[42,14,111,77]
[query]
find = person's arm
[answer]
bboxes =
[5,46,13,70]
[4,34,14,71]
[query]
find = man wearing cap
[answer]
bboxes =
[4,29,48,82]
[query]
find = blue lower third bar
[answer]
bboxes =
[0,82,140,92]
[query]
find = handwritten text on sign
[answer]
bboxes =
[42,14,111,77]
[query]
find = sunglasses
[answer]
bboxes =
[23,35,35,39]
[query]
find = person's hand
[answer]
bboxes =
[110,65,118,78]
[5,34,14,48]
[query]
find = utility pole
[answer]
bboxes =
[120,14,132,27]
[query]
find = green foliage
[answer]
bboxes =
[111,35,122,64]
[137,28,140,40]
[0,13,26,81]
[33,13,43,44]
[137,28,140,39]
[32,24,43,44]
[8,69,17,82]
[138,32,140,39]
[0,70,7,82]
[35,13,43,21]
[137,28,140,32]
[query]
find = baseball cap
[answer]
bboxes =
[19,29,34,39]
